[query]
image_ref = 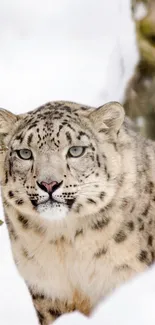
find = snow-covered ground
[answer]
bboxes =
[0,0,148,324]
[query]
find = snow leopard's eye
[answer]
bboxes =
[68,146,86,158]
[16,149,33,160]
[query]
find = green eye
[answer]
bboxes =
[68,146,86,158]
[16,149,32,160]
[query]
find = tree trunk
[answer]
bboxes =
[124,0,155,139]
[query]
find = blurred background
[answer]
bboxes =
[1,0,155,324]
[125,0,155,139]
[0,1,137,120]
[1,1,155,139]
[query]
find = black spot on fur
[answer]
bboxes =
[15,132,24,142]
[10,228,18,240]
[113,142,117,151]
[75,229,83,237]
[94,247,107,258]
[130,204,135,213]
[5,171,8,184]
[63,105,72,113]
[22,248,30,258]
[121,198,129,209]
[126,221,134,231]
[66,131,72,144]
[5,215,18,240]
[9,160,13,176]
[8,191,14,198]
[92,217,110,230]
[118,174,125,186]
[138,217,144,231]
[90,144,95,152]
[66,124,76,132]
[116,264,130,271]
[31,292,45,300]
[77,131,88,140]
[48,308,61,318]
[36,310,45,325]
[114,230,127,243]
[138,250,148,263]
[80,106,88,111]
[27,123,38,131]
[67,164,70,171]
[50,236,66,245]
[142,205,150,217]
[18,215,29,228]
[15,199,24,205]
[87,198,96,204]
[149,181,154,194]
[3,198,10,208]
[139,224,144,231]
[27,133,33,146]
[96,155,101,167]
[99,192,105,200]
[104,165,110,180]
[23,246,34,259]
[29,163,33,173]
[148,235,153,246]
[151,251,155,262]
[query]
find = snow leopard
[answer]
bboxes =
[0,100,155,325]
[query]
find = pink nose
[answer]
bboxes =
[41,181,58,193]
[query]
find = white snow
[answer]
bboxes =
[0,0,145,324]
[0,0,138,113]
[133,2,148,21]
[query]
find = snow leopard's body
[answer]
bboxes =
[0,101,155,325]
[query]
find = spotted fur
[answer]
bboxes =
[0,101,155,324]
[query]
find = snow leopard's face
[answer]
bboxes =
[0,101,124,224]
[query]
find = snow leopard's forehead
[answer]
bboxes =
[24,101,94,124]
[12,101,94,149]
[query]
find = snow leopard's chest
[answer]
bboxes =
[12,221,145,307]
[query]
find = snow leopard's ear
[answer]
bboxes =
[89,102,125,136]
[0,108,19,150]
[0,108,19,181]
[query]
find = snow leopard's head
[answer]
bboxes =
[0,101,124,227]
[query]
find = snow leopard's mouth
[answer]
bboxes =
[30,197,75,209]
[31,197,76,221]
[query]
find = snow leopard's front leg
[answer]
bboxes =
[29,291,61,325]
[29,288,91,325]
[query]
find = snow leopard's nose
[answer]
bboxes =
[37,181,59,194]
